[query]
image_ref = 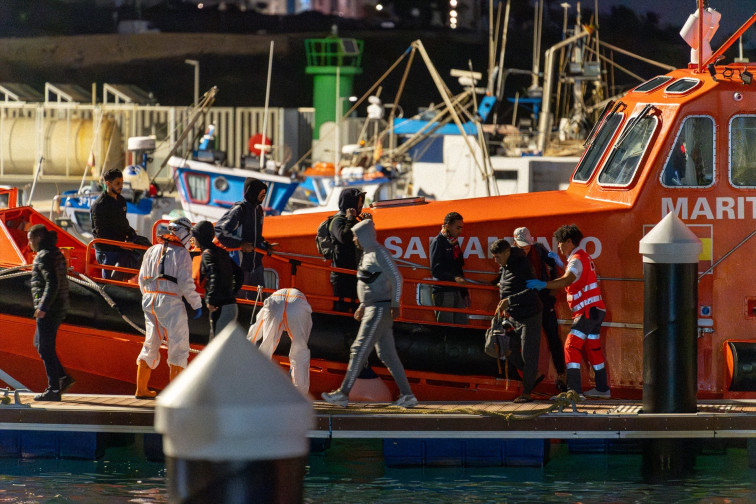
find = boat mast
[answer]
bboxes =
[260,40,274,170]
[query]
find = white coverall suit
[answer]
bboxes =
[247,288,312,394]
[137,239,203,369]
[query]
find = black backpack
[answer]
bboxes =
[315,214,339,260]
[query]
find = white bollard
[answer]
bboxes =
[155,322,313,503]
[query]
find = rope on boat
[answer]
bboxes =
[67,271,146,336]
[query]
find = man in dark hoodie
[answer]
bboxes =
[192,220,244,339]
[329,188,368,312]
[215,177,272,298]
[28,224,74,402]
[490,238,542,403]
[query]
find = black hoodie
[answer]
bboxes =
[330,188,366,270]
[31,230,69,314]
[215,177,268,271]
[192,221,243,307]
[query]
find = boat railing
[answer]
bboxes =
[85,238,150,284]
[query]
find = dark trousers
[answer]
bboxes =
[432,289,468,325]
[242,266,266,300]
[330,272,358,313]
[34,310,66,391]
[507,310,542,395]
[95,250,121,279]
[540,293,566,375]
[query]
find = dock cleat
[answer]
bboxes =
[584,388,611,399]
[392,394,418,409]
[321,390,349,407]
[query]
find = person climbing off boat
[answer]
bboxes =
[135,217,203,399]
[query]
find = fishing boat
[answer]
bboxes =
[0,3,753,401]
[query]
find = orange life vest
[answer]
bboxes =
[565,249,605,317]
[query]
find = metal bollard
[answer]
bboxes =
[155,322,313,503]
[638,212,702,480]
[638,211,701,413]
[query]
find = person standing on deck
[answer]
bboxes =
[135,217,203,399]
[429,212,469,324]
[28,224,75,402]
[321,219,417,408]
[90,168,136,279]
[329,188,368,312]
[513,226,568,392]
[527,224,610,399]
[191,220,243,340]
[490,238,543,403]
[247,288,313,395]
[214,177,274,298]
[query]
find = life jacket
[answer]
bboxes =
[565,248,605,317]
[157,234,185,284]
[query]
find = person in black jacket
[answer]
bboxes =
[429,212,469,324]
[192,221,243,339]
[490,238,542,403]
[90,168,136,279]
[329,188,368,312]
[214,177,273,298]
[513,227,567,392]
[28,224,74,402]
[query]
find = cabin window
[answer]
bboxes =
[634,76,673,93]
[730,116,756,187]
[664,78,701,95]
[598,115,657,186]
[183,172,210,204]
[573,113,623,182]
[661,116,715,187]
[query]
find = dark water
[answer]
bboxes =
[0,440,754,503]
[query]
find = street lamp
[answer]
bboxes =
[185,59,200,106]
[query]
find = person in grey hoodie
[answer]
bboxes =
[321,218,418,408]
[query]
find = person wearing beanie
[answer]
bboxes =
[322,218,418,409]
[191,220,243,339]
[28,224,74,402]
[135,217,203,399]
[328,187,368,312]
[214,177,274,298]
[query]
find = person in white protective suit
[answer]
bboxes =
[135,217,203,399]
[247,288,312,395]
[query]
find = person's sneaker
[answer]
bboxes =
[321,390,349,407]
[34,388,61,402]
[584,388,611,399]
[59,375,76,394]
[513,394,533,403]
[392,394,419,409]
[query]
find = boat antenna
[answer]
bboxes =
[260,40,274,170]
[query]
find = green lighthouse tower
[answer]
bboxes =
[305,34,363,144]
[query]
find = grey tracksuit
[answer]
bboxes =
[338,219,413,397]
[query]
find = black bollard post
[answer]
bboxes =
[155,323,313,504]
[638,212,702,480]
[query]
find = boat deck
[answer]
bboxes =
[2,393,755,440]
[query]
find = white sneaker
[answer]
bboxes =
[584,388,611,399]
[321,390,349,407]
[392,394,418,409]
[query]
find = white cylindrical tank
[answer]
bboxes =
[0,117,123,176]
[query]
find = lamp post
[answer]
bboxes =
[185,59,200,106]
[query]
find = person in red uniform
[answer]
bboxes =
[527,224,610,398]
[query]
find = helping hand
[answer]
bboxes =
[193,308,203,319]
[547,251,564,268]
[526,279,547,290]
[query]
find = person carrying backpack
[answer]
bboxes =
[328,188,368,312]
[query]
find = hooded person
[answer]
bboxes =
[321,219,418,409]
[28,224,74,401]
[247,288,313,395]
[328,188,368,312]
[214,177,272,297]
[192,220,243,340]
[135,217,203,398]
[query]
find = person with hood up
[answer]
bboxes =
[329,188,369,312]
[321,219,418,408]
[28,224,74,401]
[191,220,243,340]
[247,288,313,395]
[135,217,203,399]
[214,177,273,298]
